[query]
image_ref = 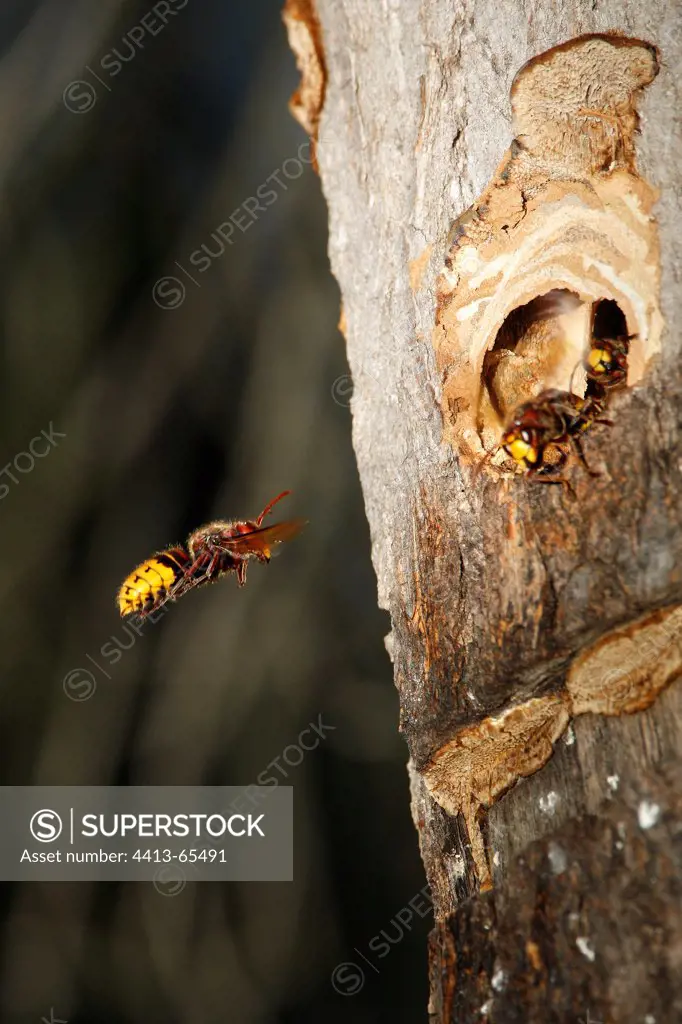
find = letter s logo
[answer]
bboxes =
[30,809,63,843]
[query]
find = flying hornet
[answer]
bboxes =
[118,492,306,619]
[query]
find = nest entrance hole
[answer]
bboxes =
[592,298,628,342]
[477,291,629,449]
[478,289,583,438]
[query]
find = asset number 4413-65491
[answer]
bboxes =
[133,849,226,863]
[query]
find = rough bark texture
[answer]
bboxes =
[295,1,682,1021]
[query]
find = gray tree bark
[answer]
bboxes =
[287,2,682,1021]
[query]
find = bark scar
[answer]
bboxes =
[432,33,662,465]
[421,603,682,887]
[282,0,327,166]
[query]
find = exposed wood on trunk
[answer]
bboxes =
[289,1,682,1019]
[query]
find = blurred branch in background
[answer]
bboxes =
[0,1,122,183]
[0,2,427,1022]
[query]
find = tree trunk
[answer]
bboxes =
[286,2,682,1021]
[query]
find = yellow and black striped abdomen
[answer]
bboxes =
[117,547,189,618]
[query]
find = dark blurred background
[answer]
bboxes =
[0,2,429,1021]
